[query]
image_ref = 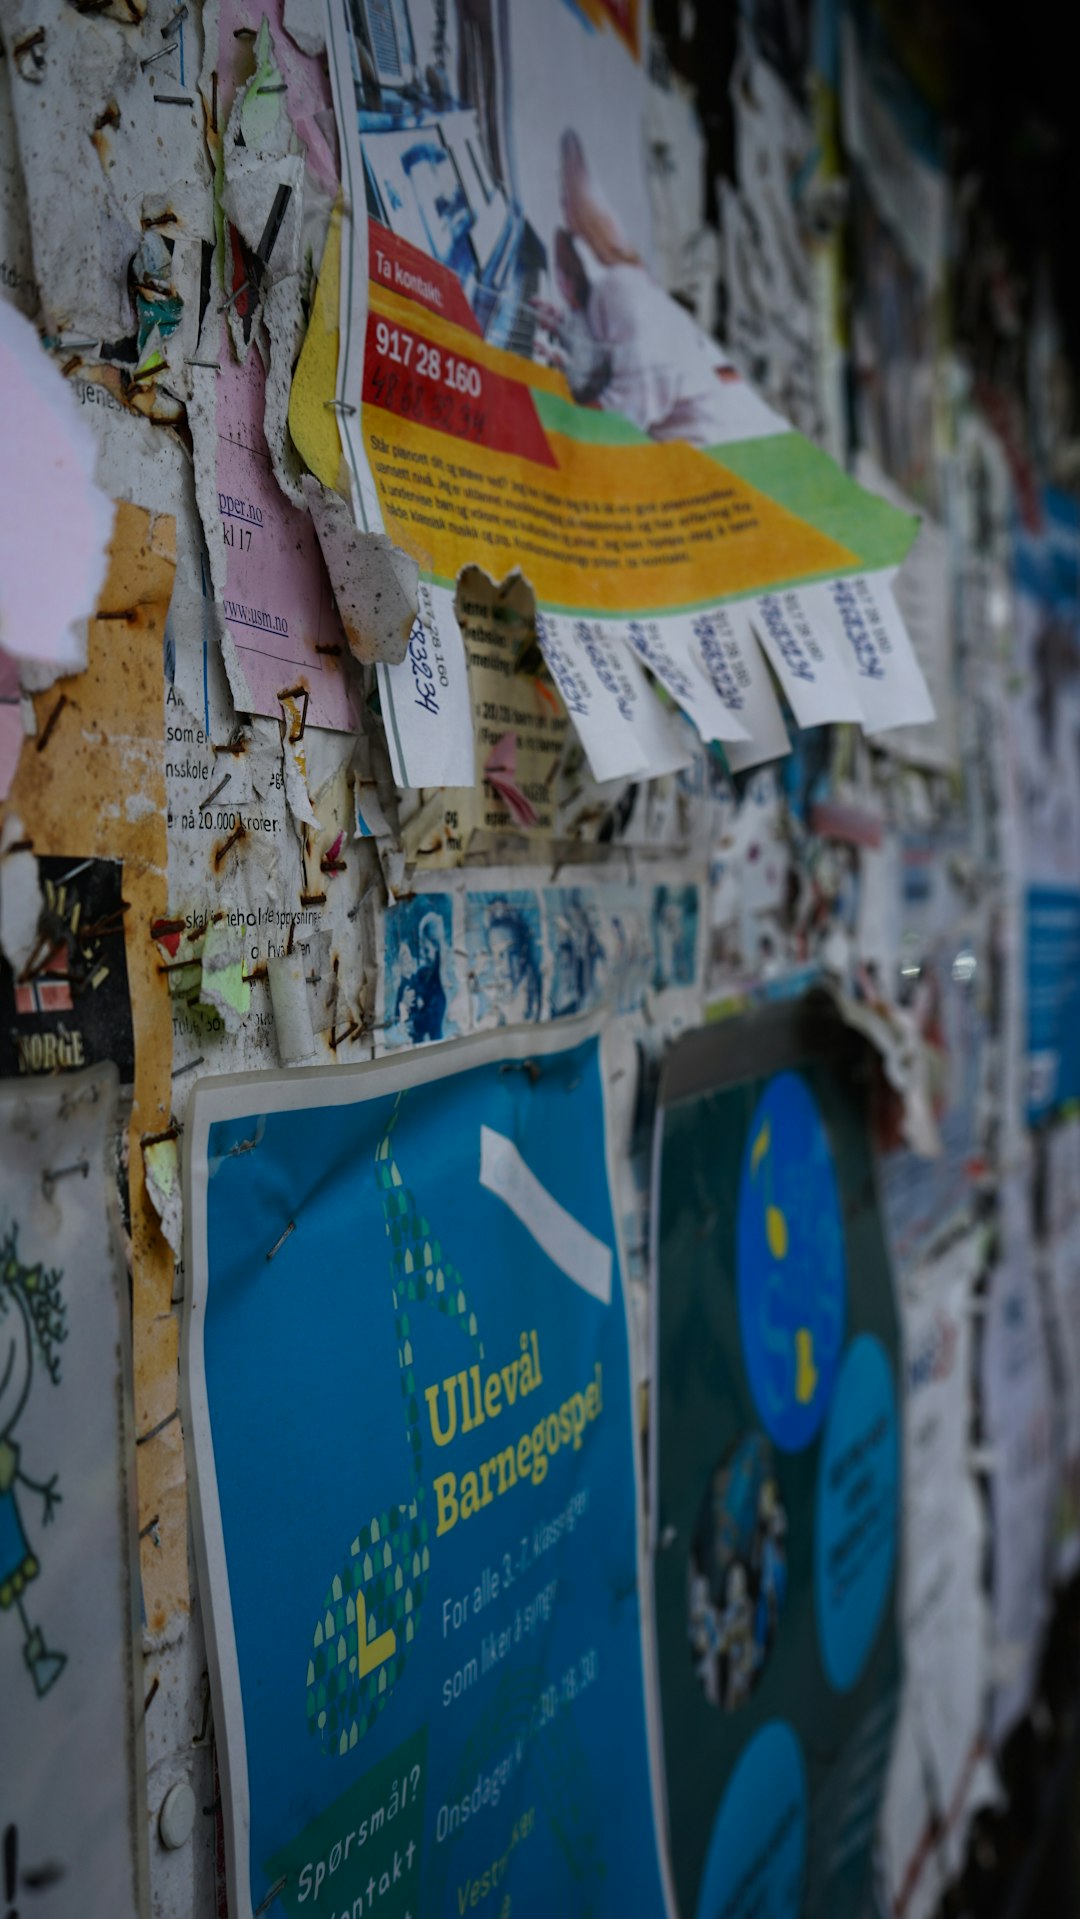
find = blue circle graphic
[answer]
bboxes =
[737,1073,846,1452]
[815,1333,899,1692]
[695,1720,807,1919]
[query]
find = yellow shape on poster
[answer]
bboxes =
[366,402,857,614]
[795,1329,818,1405]
[766,1204,788,1260]
[289,198,347,492]
[355,1591,397,1676]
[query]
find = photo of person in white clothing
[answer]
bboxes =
[535,129,786,449]
[549,227,742,446]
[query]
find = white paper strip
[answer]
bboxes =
[751,588,867,726]
[268,951,316,1064]
[377,578,475,789]
[689,600,791,768]
[479,1124,612,1304]
[605,632,696,776]
[537,612,649,783]
[803,572,935,734]
[619,616,750,744]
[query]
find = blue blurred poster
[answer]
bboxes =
[1012,491,1080,1121]
[184,1030,671,1919]
[651,997,901,1919]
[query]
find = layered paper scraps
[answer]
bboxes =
[0,300,114,672]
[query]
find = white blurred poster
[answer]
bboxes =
[1044,1231,1080,1581]
[981,1171,1055,1748]
[0,1067,143,1918]
[880,1232,996,1918]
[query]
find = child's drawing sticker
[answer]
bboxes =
[1,1065,143,1915]
[0,1230,67,1695]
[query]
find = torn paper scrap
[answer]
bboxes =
[268,949,316,1063]
[377,579,476,789]
[5,0,209,388]
[854,456,959,768]
[303,478,417,665]
[689,602,791,770]
[433,567,569,851]
[354,779,393,842]
[220,152,304,302]
[0,815,41,979]
[282,0,326,58]
[0,46,38,322]
[143,1135,183,1258]
[278,692,320,830]
[289,200,346,490]
[198,919,251,1033]
[188,346,355,733]
[484,733,539,829]
[1,648,22,801]
[0,301,114,669]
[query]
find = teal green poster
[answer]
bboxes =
[184,1028,672,1919]
[651,997,901,1919]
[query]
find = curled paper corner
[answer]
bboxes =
[303,478,418,665]
[262,276,311,510]
[0,649,23,801]
[0,302,114,673]
[267,949,316,1064]
[399,788,457,865]
[0,815,42,979]
[484,733,540,829]
[278,690,320,829]
[221,152,304,275]
[199,919,251,1033]
[282,741,320,829]
[282,0,326,58]
[142,1135,183,1258]
[289,200,349,492]
[827,983,943,1160]
[455,560,539,630]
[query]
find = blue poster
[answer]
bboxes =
[184,1030,670,1919]
[1026,885,1080,1121]
[1013,491,1080,1122]
[652,1003,901,1919]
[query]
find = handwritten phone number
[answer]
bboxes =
[368,321,486,439]
[530,1648,599,1733]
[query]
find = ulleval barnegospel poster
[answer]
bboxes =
[184,1026,673,1919]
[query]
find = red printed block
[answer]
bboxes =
[367,223,483,336]
[363,313,556,467]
